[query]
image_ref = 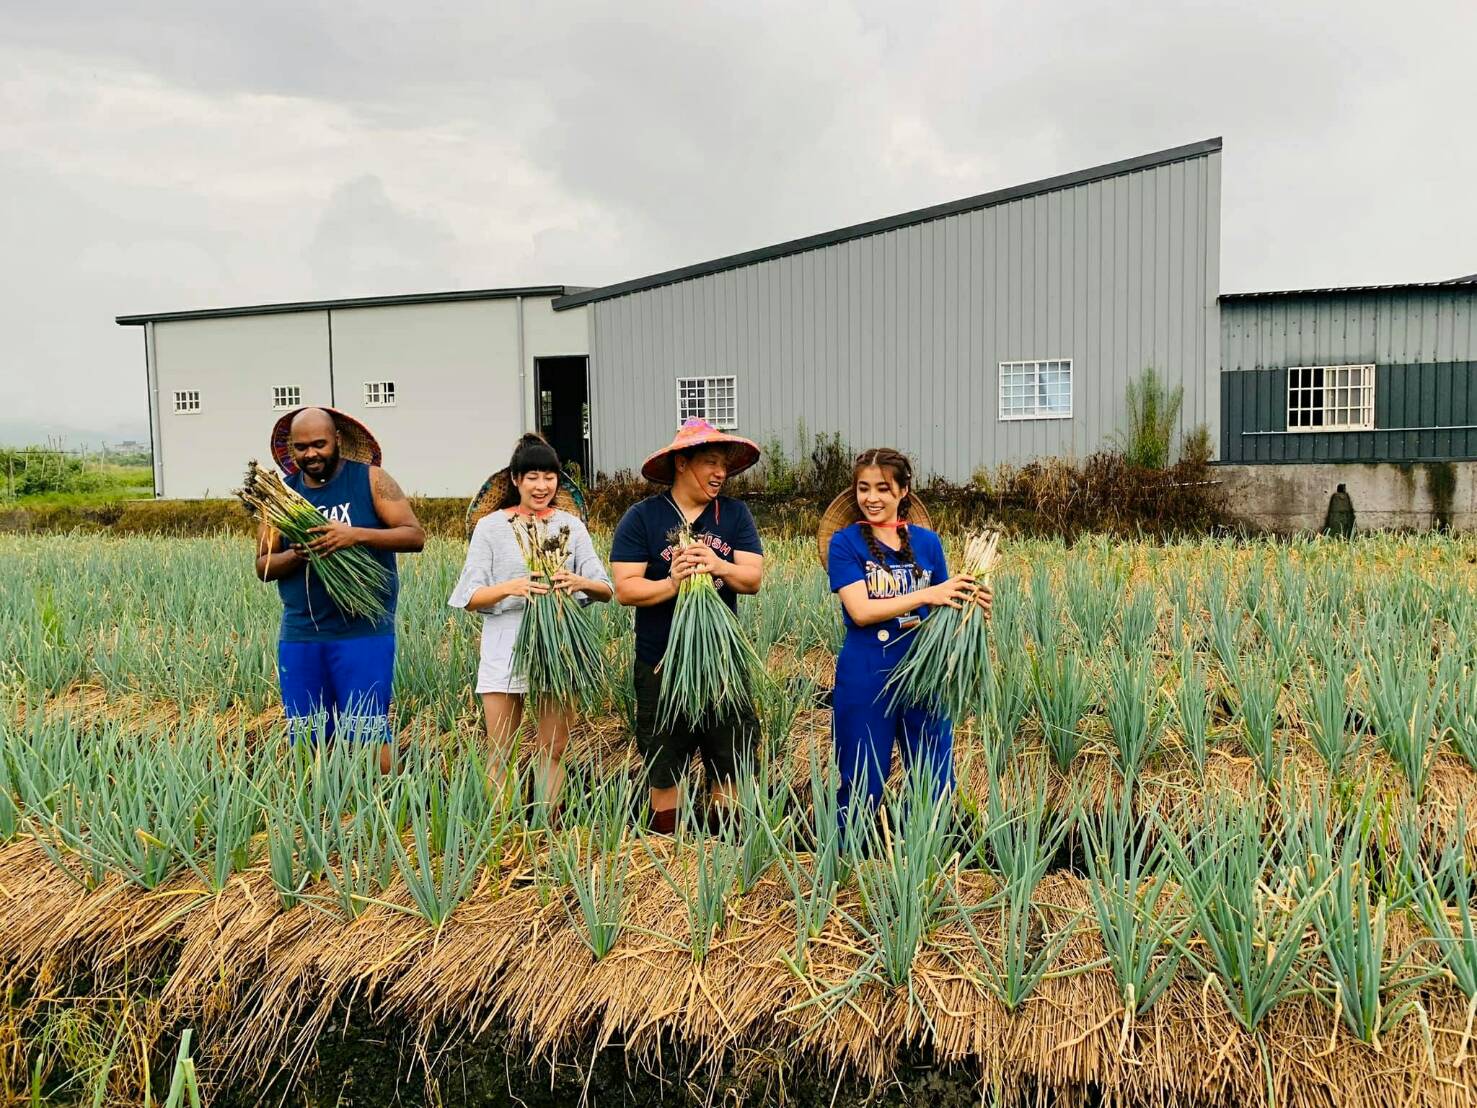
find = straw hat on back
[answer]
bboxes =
[270,407,381,476]
[815,489,933,568]
[465,469,588,540]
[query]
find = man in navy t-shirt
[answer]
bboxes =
[610,419,765,833]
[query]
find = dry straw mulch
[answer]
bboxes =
[2,828,1476,1108]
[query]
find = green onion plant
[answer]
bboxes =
[236,460,391,622]
[1032,650,1094,774]
[1080,786,1185,1018]
[655,524,765,730]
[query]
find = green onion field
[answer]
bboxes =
[3,531,1477,1106]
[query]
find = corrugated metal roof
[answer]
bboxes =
[116,285,581,326]
[1219,274,1477,301]
[552,136,1223,310]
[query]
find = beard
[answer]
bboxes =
[299,445,340,480]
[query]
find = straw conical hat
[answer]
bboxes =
[270,407,381,476]
[816,490,933,568]
[465,469,587,539]
[641,418,761,484]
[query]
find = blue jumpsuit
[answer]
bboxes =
[827,523,954,827]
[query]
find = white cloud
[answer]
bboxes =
[0,0,1473,437]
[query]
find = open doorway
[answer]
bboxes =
[534,356,591,480]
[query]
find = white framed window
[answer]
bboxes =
[999,359,1072,420]
[363,381,396,408]
[173,390,200,414]
[272,385,301,410]
[677,375,738,429]
[1287,364,1374,431]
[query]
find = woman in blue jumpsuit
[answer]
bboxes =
[825,448,991,829]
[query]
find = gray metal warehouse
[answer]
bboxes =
[121,137,1224,498]
[561,137,1222,483]
[1219,276,1477,464]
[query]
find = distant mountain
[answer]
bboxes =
[0,418,150,451]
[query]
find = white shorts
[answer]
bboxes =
[475,623,528,695]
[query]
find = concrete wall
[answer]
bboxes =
[147,296,589,498]
[585,148,1221,480]
[1219,460,1477,533]
[153,312,332,498]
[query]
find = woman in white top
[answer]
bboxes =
[450,434,612,805]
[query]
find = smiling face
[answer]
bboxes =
[673,446,731,502]
[287,409,340,483]
[514,469,559,511]
[854,465,906,526]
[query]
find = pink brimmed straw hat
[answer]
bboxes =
[640,418,761,485]
[270,406,382,477]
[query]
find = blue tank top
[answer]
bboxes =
[277,460,399,642]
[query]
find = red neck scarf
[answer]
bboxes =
[862,518,907,529]
[507,505,556,521]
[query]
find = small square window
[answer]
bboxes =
[999,360,1072,420]
[364,381,396,407]
[676,375,738,429]
[273,385,301,411]
[1287,365,1373,432]
[173,390,200,414]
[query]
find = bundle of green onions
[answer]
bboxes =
[883,529,1001,720]
[509,517,605,710]
[657,524,765,729]
[235,460,391,621]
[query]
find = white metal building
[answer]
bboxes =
[119,137,1223,497]
[118,289,591,498]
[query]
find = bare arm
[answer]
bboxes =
[464,577,545,611]
[254,522,303,582]
[555,520,613,603]
[553,571,613,603]
[612,562,680,607]
[364,467,425,552]
[705,547,763,596]
[837,575,988,627]
[302,467,425,555]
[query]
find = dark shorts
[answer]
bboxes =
[633,659,758,791]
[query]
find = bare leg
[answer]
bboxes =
[649,784,680,833]
[532,703,574,810]
[481,692,524,794]
[709,778,738,811]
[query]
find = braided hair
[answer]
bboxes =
[852,447,916,573]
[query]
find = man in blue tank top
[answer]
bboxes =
[253,408,424,770]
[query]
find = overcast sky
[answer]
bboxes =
[1,0,1472,441]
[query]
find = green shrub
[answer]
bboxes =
[1180,423,1213,466]
[1117,367,1184,470]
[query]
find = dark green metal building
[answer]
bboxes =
[1220,276,1477,463]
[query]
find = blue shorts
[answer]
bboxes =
[277,635,395,742]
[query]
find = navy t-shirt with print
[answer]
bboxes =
[610,494,763,666]
[827,523,948,641]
